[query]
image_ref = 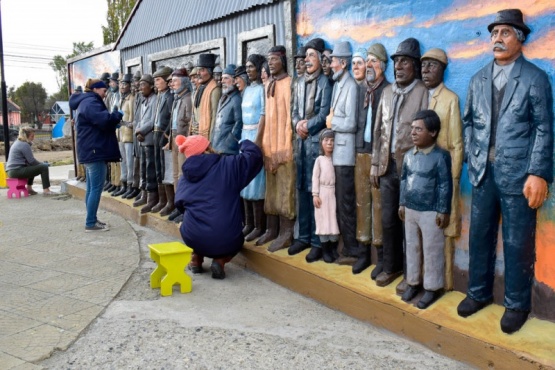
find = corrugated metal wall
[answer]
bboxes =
[117,0,276,49]
[119,1,286,73]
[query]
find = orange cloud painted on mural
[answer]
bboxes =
[448,40,490,60]
[523,29,555,61]
[421,0,555,28]
[315,15,413,42]
[536,221,555,290]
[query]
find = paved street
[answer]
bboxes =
[0,170,469,369]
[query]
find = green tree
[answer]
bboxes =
[102,0,137,45]
[13,82,47,127]
[49,41,95,100]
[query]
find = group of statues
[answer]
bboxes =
[72,9,552,334]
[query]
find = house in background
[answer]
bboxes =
[0,99,21,126]
[50,101,70,123]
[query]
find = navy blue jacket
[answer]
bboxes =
[175,140,263,257]
[69,92,123,164]
[463,55,554,194]
[400,145,452,214]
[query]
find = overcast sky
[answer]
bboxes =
[1,0,107,95]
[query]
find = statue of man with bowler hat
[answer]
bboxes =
[457,9,553,334]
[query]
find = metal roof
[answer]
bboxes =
[115,0,277,50]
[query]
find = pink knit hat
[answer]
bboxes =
[175,135,210,157]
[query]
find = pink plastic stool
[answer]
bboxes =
[6,178,29,198]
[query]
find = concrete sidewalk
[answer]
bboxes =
[0,175,468,369]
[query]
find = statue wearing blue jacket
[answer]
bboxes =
[457,9,554,334]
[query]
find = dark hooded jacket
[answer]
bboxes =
[175,140,263,257]
[69,91,123,163]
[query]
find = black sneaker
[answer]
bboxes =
[85,222,110,232]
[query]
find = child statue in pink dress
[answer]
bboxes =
[312,129,340,263]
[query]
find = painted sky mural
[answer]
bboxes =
[296,0,555,290]
[69,50,121,93]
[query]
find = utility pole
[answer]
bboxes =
[0,1,10,161]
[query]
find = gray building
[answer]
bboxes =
[113,0,296,75]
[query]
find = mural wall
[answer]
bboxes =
[296,0,555,319]
[69,50,121,93]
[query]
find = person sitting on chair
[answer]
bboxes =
[5,127,56,196]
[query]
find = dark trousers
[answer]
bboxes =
[132,156,140,188]
[335,166,361,257]
[7,163,50,189]
[153,131,164,184]
[379,159,404,273]
[467,163,536,311]
[139,145,157,192]
[297,189,320,247]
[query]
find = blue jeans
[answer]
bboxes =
[84,161,107,227]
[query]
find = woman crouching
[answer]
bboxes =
[174,135,263,279]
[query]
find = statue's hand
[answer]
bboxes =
[523,175,548,209]
[296,120,309,140]
[398,206,405,221]
[436,213,450,229]
[313,195,321,208]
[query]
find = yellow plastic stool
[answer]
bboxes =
[148,241,193,296]
[0,162,6,188]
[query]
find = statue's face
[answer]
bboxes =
[393,56,416,87]
[351,57,366,81]
[171,76,182,91]
[198,67,212,83]
[411,119,436,148]
[366,54,384,83]
[421,59,444,89]
[321,51,332,76]
[267,54,284,76]
[120,81,131,94]
[491,25,522,65]
[221,74,235,93]
[246,61,259,82]
[330,56,344,74]
[295,56,306,76]
[261,68,269,84]
[139,81,153,97]
[305,48,321,75]
[234,76,247,92]
[109,79,118,89]
[154,76,168,92]
[214,72,222,87]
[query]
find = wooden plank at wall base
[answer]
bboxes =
[66,181,555,369]
[236,246,555,370]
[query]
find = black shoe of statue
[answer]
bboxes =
[500,309,529,334]
[457,296,492,318]
[305,247,322,263]
[288,240,310,255]
[173,213,183,223]
[417,289,443,309]
[401,285,421,302]
[352,253,371,274]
